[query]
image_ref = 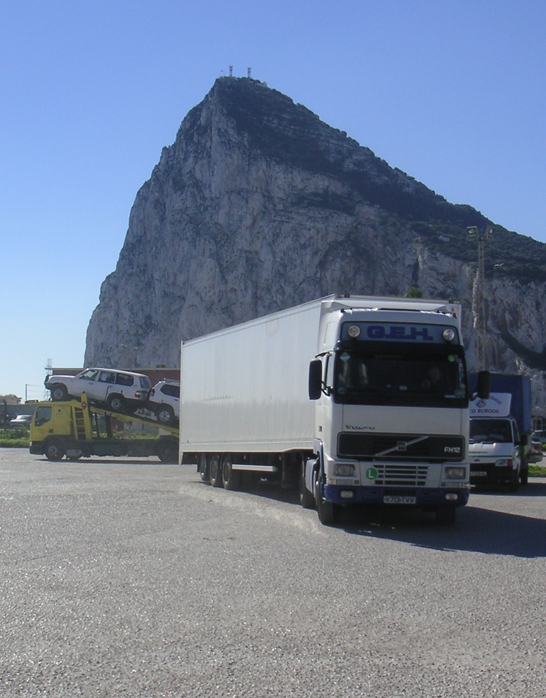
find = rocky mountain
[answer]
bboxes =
[84,77,546,412]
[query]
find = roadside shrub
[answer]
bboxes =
[0,428,29,448]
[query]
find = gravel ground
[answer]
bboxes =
[1,448,546,697]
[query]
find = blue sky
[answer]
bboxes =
[1,0,545,399]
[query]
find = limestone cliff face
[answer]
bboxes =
[84,78,546,412]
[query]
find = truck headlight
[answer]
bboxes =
[444,466,466,479]
[334,464,355,476]
[495,459,512,467]
[347,325,361,338]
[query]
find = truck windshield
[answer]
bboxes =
[333,348,467,407]
[469,419,512,443]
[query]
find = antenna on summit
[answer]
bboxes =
[247,67,252,78]
[229,65,233,77]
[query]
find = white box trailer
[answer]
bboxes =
[180,298,321,454]
[180,295,488,525]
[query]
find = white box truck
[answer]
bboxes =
[468,374,532,490]
[179,295,488,525]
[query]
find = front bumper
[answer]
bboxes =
[470,463,516,485]
[324,484,469,508]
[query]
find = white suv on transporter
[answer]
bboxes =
[44,368,151,413]
[148,379,180,426]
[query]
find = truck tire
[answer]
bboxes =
[436,506,456,525]
[222,454,241,491]
[508,468,519,492]
[50,384,68,402]
[107,394,125,413]
[157,405,175,426]
[198,453,210,483]
[45,438,65,462]
[209,454,223,487]
[300,463,315,509]
[156,438,178,463]
[314,471,339,525]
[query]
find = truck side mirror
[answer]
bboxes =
[308,360,322,400]
[476,370,490,400]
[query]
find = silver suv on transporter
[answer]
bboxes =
[45,368,151,414]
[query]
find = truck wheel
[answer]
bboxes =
[314,471,339,525]
[508,469,519,492]
[157,438,178,463]
[198,453,210,483]
[436,506,456,525]
[197,453,210,483]
[107,394,125,413]
[157,405,175,426]
[209,454,223,487]
[222,454,241,491]
[50,384,68,402]
[300,463,315,509]
[45,438,65,462]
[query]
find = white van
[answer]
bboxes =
[469,415,524,490]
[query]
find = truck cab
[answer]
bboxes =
[30,401,91,461]
[305,301,476,524]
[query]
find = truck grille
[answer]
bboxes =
[338,433,464,462]
[373,464,428,487]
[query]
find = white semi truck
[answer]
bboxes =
[179,295,488,525]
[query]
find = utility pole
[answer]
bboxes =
[467,225,494,370]
[120,344,138,369]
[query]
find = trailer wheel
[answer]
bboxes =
[50,384,68,402]
[222,454,241,491]
[314,470,339,525]
[198,453,210,483]
[209,454,223,487]
[45,438,65,462]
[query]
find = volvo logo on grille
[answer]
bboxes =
[397,441,408,451]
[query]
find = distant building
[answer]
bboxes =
[0,394,22,405]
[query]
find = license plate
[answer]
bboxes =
[472,471,487,477]
[383,495,416,505]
